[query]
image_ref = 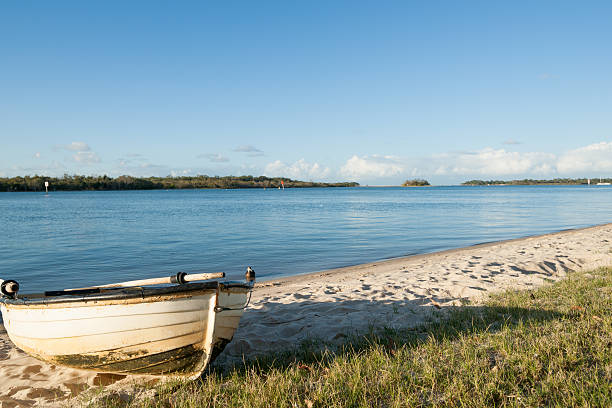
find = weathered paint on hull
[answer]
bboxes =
[0,283,249,378]
[54,344,205,375]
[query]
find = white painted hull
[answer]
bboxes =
[0,282,250,377]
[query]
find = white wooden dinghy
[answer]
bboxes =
[0,268,254,378]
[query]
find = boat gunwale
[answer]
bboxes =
[0,281,252,307]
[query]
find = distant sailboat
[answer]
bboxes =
[596,177,611,186]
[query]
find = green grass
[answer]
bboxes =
[89,268,612,408]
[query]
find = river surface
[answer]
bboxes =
[1,186,611,293]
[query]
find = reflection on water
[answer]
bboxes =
[1,185,611,292]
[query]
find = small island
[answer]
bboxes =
[402,179,431,187]
[0,175,359,192]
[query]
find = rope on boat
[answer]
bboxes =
[213,267,255,312]
[214,289,253,313]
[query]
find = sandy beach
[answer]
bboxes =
[2,223,612,407]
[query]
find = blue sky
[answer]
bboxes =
[1,1,611,185]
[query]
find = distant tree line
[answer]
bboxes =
[0,175,359,192]
[462,178,611,186]
[402,179,430,186]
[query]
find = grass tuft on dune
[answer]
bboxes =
[89,268,612,408]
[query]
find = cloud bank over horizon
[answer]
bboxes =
[264,159,331,181]
[2,141,612,185]
[336,142,612,184]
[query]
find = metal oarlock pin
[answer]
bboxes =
[0,279,20,298]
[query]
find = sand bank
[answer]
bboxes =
[2,223,612,407]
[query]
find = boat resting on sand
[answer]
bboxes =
[0,268,255,378]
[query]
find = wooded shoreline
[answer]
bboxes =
[0,175,359,192]
[463,177,611,185]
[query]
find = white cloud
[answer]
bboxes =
[233,145,262,153]
[233,145,265,157]
[337,148,563,183]
[557,142,612,174]
[116,154,148,167]
[432,148,556,176]
[4,161,66,177]
[264,159,330,180]
[502,139,521,145]
[65,141,91,152]
[339,142,612,183]
[340,155,405,179]
[73,151,101,164]
[170,169,193,177]
[110,162,171,177]
[52,141,101,165]
[197,153,230,163]
[6,140,612,183]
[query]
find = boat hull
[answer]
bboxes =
[0,282,250,378]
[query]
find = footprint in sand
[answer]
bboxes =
[20,364,42,379]
[25,387,66,401]
[92,373,127,387]
[63,382,90,397]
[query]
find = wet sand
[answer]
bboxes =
[2,223,612,407]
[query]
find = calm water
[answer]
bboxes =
[1,186,611,293]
